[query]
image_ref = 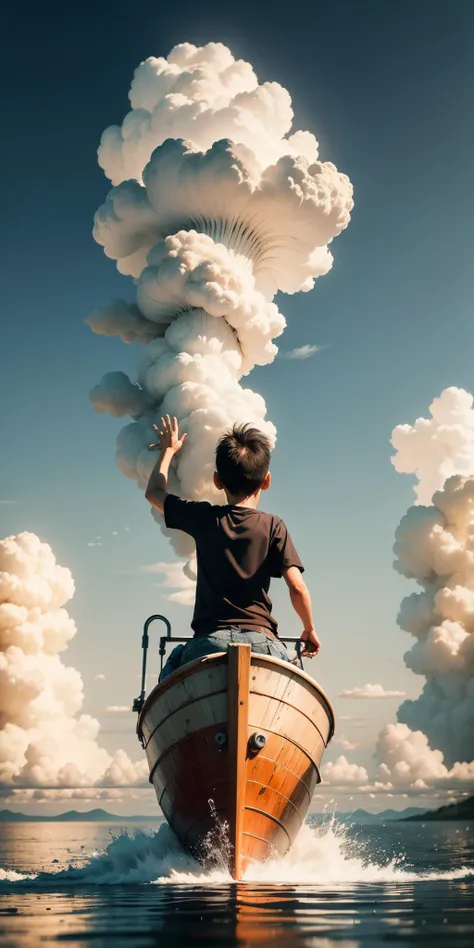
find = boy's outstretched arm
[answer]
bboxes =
[145,415,187,513]
[283,567,321,658]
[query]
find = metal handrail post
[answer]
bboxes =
[132,614,171,713]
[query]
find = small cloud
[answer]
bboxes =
[32,788,124,802]
[282,344,323,360]
[338,684,407,699]
[339,715,366,722]
[95,673,106,681]
[0,787,127,805]
[88,530,129,547]
[0,499,18,505]
[105,705,131,714]
[333,737,360,751]
[321,755,369,785]
[143,561,195,606]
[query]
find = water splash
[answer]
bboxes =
[194,799,233,873]
[0,819,472,889]
[244,819,472,884]
[0,825,198,887]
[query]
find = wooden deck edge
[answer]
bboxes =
[138,650,335,744]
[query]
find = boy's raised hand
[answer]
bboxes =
[149,415,188,454]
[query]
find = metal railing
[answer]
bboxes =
[132,614,305,714]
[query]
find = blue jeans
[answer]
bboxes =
[159,628,290,681]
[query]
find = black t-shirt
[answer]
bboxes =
[164,494,304,637]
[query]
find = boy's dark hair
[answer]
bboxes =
[216,424,271,496]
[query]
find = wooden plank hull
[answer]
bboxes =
[137,645,334,880]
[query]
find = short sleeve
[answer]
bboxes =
[269,519,304,578]
[163,494,210,539]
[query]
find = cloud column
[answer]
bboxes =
[87,43,353,557]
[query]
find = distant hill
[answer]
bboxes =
[330,807,425,823]
[351,807,425,822]
[403,795,474,821]
[380,807,427,820]
[4,800,471,824]
[0,808,157,823]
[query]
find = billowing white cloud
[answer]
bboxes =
[376,723,474,791]
[393,473,474,766]
[105,706,131,714]
[323,389,474,799]
[322,725,474,797]
[98,41,321,186]
[86,299,158,345]
[88,42,353,567]
[391,387,474,505]
[338,684,407,699]
[0,532,148,788]
[321,755,368,786]
[90,371,154,418]
[95,674,106,681]
[372,388,474,793]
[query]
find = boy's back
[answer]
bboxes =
[164,495,303,636]
[145,415,320,664]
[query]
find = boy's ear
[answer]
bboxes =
[214,471,224,491]
[261,471,271,492]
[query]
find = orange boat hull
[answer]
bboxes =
[137,645,334,879]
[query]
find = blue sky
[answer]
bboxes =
[1,0,474,812]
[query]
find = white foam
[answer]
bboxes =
[0,868,36,882]
[0,820,472,888]
[243,821,473,884]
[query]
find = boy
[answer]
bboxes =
[146,415,321,678]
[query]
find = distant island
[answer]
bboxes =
[336,807,425,822]
[0,808,158,823]
[1,806,423,823]
[403,794,474,821]
[1,798,472,823]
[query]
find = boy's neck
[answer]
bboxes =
[224,490,261,509]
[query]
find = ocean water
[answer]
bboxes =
[0,817,473,946]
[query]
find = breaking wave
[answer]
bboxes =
[0,818,472,889]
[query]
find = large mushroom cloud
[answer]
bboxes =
[87,42,353,561]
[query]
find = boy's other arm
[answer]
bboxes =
[283,566,321,658]
[145,415,187,513]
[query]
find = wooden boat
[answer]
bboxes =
[134,619,334,880]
